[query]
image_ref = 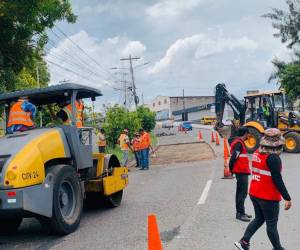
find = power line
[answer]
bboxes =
[54,25,119,83]
[47,34,117,84]
[47,60,123,91]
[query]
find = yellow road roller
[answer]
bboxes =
[0,83,128,235]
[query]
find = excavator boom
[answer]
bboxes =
[214,83,246,129]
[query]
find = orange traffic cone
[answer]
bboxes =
[148,214,163,250]
[211,131,215,143]
[215,132,220,146]
[198,131,203,141]
[222,138,233,179]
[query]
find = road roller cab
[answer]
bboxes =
[0,83,128,235]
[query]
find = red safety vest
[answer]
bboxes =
[7,101,34,127]
[230,138,250,174]
[249,151,282,201]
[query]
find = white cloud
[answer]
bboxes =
[122,41,147,57]
[148,34,258,74]
[147,0,208,18]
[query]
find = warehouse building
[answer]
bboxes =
[147,95,215,122]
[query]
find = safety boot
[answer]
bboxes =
[236,213,251,222]
[234,240,250,250]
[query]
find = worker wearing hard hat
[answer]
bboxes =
[7,96,36,133]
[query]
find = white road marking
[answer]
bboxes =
[197,180,212,205]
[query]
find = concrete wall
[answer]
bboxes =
[148,96,171,112]
[170,96,215,111]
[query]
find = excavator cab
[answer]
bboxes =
[215,83,300,153]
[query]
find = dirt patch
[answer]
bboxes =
[151,142,215,165]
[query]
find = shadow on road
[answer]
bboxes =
[0,205,112,250]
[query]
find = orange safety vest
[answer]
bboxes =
[119,133,129,150]
[63,100,84,128]
[140,132,151,150]
[98,133,106,147]
[250,150,282,201]
[132,138,141,151]
[7,101,34,127]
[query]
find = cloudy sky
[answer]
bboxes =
[46,0,292,109]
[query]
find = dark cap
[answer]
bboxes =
[237,127,249,137]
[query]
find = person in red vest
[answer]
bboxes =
[229,127,252,222]
[235,128,291,250]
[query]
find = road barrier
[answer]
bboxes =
[215,132,220,146]
[198,130,203,141]
[222,138,233,179]
[148,214,163,250]
[211,131,215,143]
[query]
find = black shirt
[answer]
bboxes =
[266,154,291,201]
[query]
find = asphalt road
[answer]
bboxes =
[1,127,299,250]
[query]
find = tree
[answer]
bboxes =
[277,63,300,100]
[0,0,76,73]
[263,0,300,48]
[102,106,141,146]
[0,0,76,92]
[264,1,300,100]
[136,106,156,132]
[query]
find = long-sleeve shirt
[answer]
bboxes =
[266,154,291,201]
[7,101,37,133]
[229,142,242,172]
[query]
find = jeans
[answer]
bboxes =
[134,151,140,167]
[141,148,149,169]
[98,146,105,153]
[242,196,283,250]
[235,173,249,214]
[121,150,129,167]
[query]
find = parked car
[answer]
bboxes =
[200,116,216,125]
[162,120,174,129]
[181,121,193,131]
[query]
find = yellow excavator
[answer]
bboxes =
[215,83,300,153]
[0,83,128,235]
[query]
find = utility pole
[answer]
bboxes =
[182,89,186,121]
[120,55,140,109]
[36,65,42,127]
[36,66,40,88]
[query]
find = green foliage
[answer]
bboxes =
[102,105,141,146]
[136,106,156,132]
[277,63,300,100]
[0,0,76,73]
[265,1,300,100]
[263,0,300,48]
[102,105,156,146]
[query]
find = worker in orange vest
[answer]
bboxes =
[7,97,36,133]
[139,128,152,170]
[229,127,251,222]
[235,128,291,250]
[57,99,84,128]
[97,128,106,153]
[131,132,141,168]
[117,129,133,167]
